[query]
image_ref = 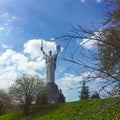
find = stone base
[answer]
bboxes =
[46,82,59,103]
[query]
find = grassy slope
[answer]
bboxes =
[0,98,120,120]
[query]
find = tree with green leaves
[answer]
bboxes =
[56,88,65,103]
[79,80,89,100]
[36,86,49,105]
[91,92,100,99]
[10,74,44,115]
[0,89,12,115]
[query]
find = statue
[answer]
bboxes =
[41,40,60,83]
[40,40,61,102]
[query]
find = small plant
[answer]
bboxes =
[79,80,90,100]
[55,89,65,103]
[91,92,100,99]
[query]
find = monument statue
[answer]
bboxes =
[40,40,60,102]
[41,40,60,83]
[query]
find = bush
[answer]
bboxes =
[55,89,65,103]
[0,89,12,115]
[36,86,49,105]
[91,92,100,99]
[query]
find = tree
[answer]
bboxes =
[91,92,100,99]
[98,0,120,82]
[0,89,12,115]
[56,88,65,103]
[57,0,120,95]
[36,86,49,105]
[10,74,44,115]
[109,83,120,97]
[79,80,89,100]
[56,0,120,118]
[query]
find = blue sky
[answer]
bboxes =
[0,0,106,101]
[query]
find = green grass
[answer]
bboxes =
[0,98,120,120]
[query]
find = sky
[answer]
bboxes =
[0,0,106,101]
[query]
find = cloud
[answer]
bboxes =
[0,66,18,89]
[1,43,13,49]
[56,72,92,101]
[80,0,103,3]
[80,30,102,49]
[57,72,91,91]
[80,0,86,2]
[0,12,9,18]
[23,39,57,58]
[0,12,19,24]
[0,27,4,31]
[80,38,96,49]
[0,11,20,36]
[96,0,103,3]
[0,39,59,89]
[11,16,19,20]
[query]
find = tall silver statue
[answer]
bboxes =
[40,40,61,102]
[41,40,60,83]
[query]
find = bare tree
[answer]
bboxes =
[10,74,44,115]
[56,0,120,118]
[57,0,120,94]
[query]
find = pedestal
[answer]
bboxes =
[46,82,59,103]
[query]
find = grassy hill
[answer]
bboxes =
[0,98,120,120]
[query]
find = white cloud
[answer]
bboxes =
[0,12,9,18]
[0,27,4,31]
[23,39,57,59]
[80,38,96,49]
[0,11,20,36]
[96,0,102,3]
[0,65,18,89]
[80,0,103,3]
[2,44,8,48]
[0,49,16,66]
[0,39,59,89]
[1,43,13,49]
[80,0,86,2]
[57,72,91,90]
[11,16,19,20]
[56,72,92,101]
[0,12,19,24]
[80,30,102,49]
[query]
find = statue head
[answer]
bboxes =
[49,50,52,56]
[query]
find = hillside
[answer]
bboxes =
[0,98,120,120]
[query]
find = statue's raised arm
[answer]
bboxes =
[56,45,61,55]
[41,39,47,56]
[41,46,47,56]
